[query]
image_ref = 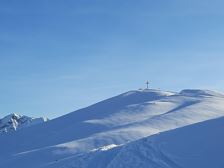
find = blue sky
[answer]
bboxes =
[1,0,224,118]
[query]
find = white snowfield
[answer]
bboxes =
[0,89,224,168]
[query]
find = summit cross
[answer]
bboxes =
[146,81,149,89]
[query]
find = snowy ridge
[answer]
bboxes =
[0,113,48,134]
[0,89,224,168]
[179,89,224,97]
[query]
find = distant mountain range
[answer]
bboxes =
[0,113,48,134]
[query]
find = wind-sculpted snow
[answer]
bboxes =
[34,117,224,168]
[106,116,224,168]
[0,89,224,168]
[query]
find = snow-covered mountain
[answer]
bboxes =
[0,89,224,168]
[0,113,48,134]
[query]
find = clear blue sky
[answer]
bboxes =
[1,0,224,118]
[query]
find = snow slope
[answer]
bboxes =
[105,116,224,168]
[0,113,48,134]
[0,89,224,168]
[54,116,224,168]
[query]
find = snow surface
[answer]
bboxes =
[0,89,224,168]
[43,116,224,168]
[106,116,224,168]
